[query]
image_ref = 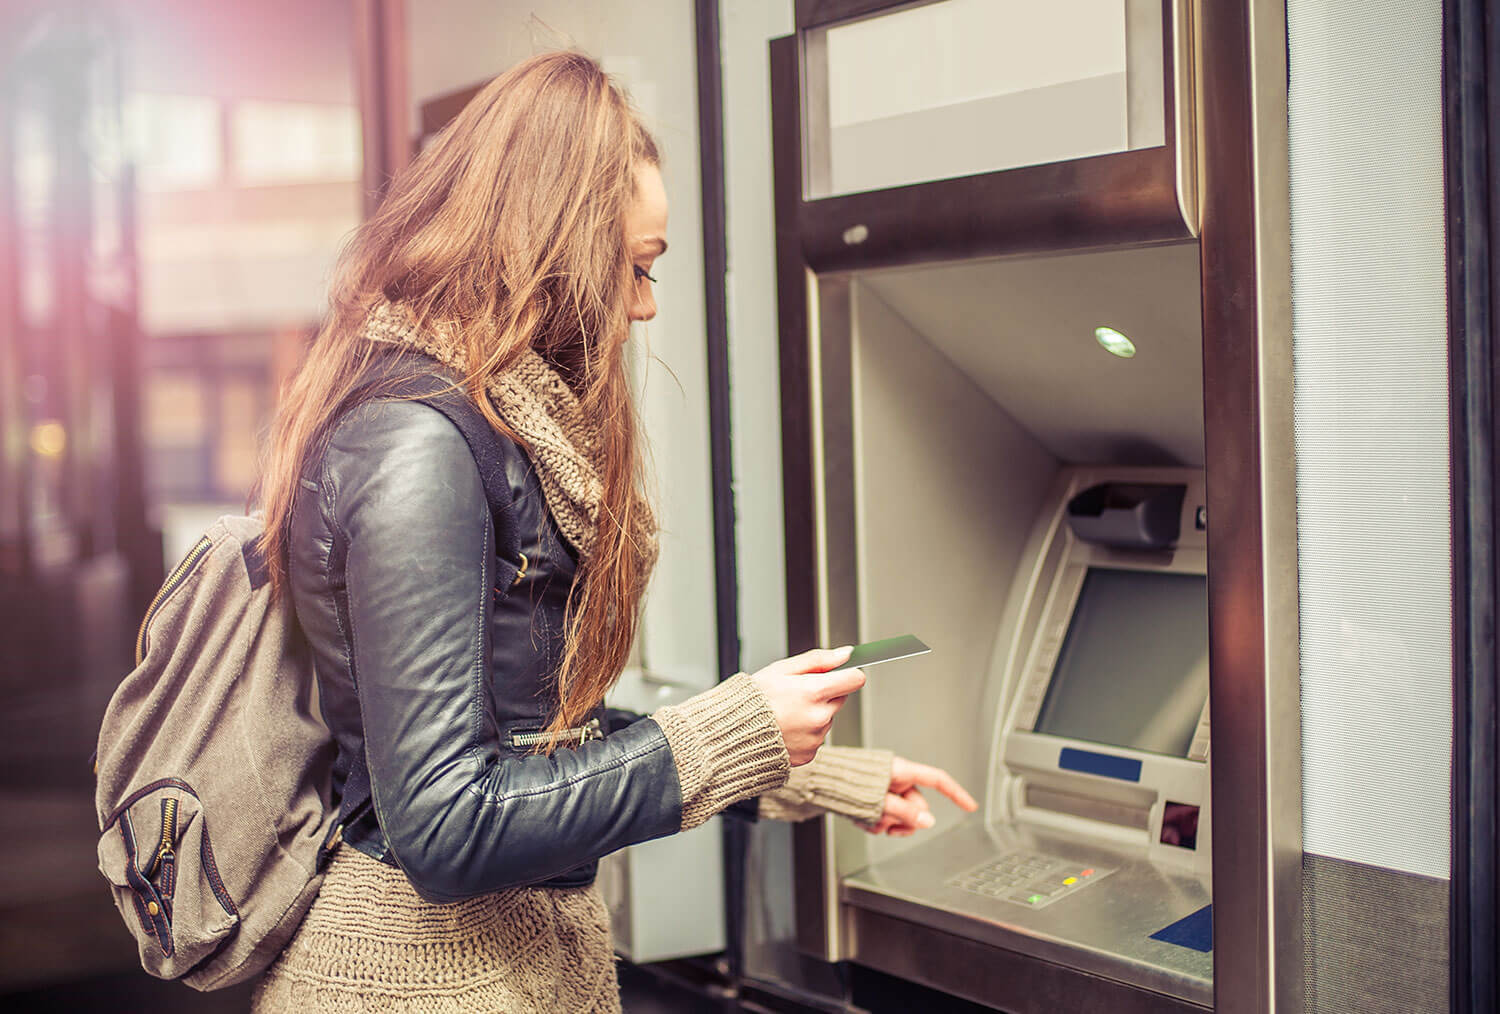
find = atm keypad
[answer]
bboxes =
[946,852,1115,909]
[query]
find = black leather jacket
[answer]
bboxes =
[287,384,683,903]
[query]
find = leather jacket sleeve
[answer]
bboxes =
[315,400,683,903]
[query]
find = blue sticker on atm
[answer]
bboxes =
[1058,747,1142,782]
[1151,904,1213,952]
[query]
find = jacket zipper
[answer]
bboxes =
[135,535,213,665]
[509,717,603,749]
[144,796,178,880]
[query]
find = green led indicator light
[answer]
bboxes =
[1028,894,1043,904]
[1094,326,1137,358]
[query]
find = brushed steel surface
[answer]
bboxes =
[843,821,1213,1006]
[787,1,1193,273]
[795,0,945,33]
[848,905,1212,1014]
[1198,1,1301,1011]
[1249,0,1303,1005]
[770,0,1244,986]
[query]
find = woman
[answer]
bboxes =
[250,51,974,1012]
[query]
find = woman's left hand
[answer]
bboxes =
[864,757,978,837]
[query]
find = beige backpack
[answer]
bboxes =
[92,368,522,989]
[93,515,337,989]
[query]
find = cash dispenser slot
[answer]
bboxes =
[1021,774,1154,832]
[1024,783,1152,832]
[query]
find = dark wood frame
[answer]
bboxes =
[353,0,410,215]
[692,0,753,989]
[1445,0,1500,1010]
[415,80,485,151]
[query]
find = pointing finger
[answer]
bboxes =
[908,763,978,812]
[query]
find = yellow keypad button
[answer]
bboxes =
[1063,877,1078,886]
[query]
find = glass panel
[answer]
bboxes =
[807,0,1166,197]
[1,6,363,995]
[215,377,263,497]
[232,101,361,185]
[1289,0,1451,880]
[1033,568,1209,757]
[125,93,223,190]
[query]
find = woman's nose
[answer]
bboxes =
[629,290,657,323]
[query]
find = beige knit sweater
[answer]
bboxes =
[651,672,893,829]
[252,676,891,1013]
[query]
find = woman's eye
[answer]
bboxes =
[633,265,657,284]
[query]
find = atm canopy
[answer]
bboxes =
[856,242,1204,468]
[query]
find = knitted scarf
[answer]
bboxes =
[361,300,657,570]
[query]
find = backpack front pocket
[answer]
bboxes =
[97,780,239,979]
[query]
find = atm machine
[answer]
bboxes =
[762,1,1249,1011]
[842,468,1213,1007]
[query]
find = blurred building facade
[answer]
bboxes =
[1,1,364,1003]
[0,1,735,1007]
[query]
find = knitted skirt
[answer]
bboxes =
[251,847,621,1013]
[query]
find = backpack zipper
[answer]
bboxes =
[134,535,213,665]
[144,796,178,880]
[509,717,603,749]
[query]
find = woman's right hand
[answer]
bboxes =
[749,646,865,766]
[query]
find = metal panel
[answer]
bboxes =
[1302,854,1448,1014]
[776,2,1297,1001]
[794,0,943,33]
[847,906,1210,1014]
[1197,1,1302,1012]
[786,0,1194,273]
[843,822,1212,1006]
[798,149,1187,274]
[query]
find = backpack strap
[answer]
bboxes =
[401,372,525,578]
[319,362,525,867]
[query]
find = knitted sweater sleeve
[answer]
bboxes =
[650,676,894,830]
[758,746,893,825]
[651,673,791,831]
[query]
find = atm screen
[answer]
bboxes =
[1033,568,1209,757]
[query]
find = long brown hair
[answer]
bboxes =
[255,51,659,746]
